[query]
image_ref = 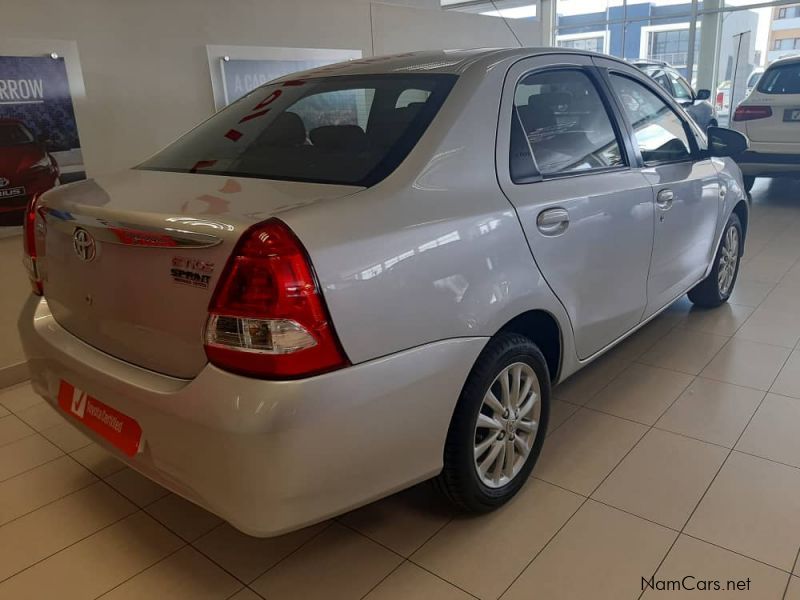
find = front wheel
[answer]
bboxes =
[688,213,742,308]
[436,333,550,512]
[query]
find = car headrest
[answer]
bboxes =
[528,91,572,112]
[258,112,306,147]
[309,125,368,153]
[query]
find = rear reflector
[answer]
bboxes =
[204,218,348,379]
[733,105,773,121]
[22,194,43,295]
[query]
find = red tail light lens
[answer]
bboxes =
[716,92,724,109]
[733,105,773,121]
[22,194,44,295]
[204,218,349,379]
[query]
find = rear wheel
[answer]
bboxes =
[688,213,742,308]
[743,176,755,193]
[436,333,550,512]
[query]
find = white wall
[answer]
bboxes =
[0,0,541,380]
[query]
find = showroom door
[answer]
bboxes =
[496,55,655,360]
[601,66,721,318]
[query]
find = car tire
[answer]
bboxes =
[436,332,550,513]
[688,213,743,308]
[743,176,755,193]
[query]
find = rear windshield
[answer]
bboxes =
[138,74,457,186]
[0,122,34,147]
[757,63,800,95]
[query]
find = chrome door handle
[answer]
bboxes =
[537,208,569,236]
[656,189,674,210]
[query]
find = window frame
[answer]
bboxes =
[603,69,701,168]
[508,65,633,185]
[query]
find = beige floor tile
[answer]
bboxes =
[728,279,774,308]
[251,523,402,600]
[587,364,693,425]
[0,383,43,414]
[642,535,789,599]
[145,493,222,542]
[227,590,262,600]
[105,467,169,507]
[502,500,675,600]
[638,329,728,375]
[0,404,8,418]
[787,577,800,600]
[700,339,790,391]
[553,351,629,406]
[0,481,136,581]
[535,409,647,495]
[70,443,125,478]
[99,546,241,600]
[735,307,800,348]
[0,414,34,446]
[759,284,800,314]
[736,393,800,468]
[412,479,583,600]
[339,484,452,557]
[16,401,64,432]
[547,399,579,435]
[675,303,754,336]
[611,316,675,360]
[0,455,96,525]
[0,511,182,600]
[771,350,800,399]
[0,434,62,481]
[686,451,800,571]
[738,255,795,284]
[194,521,329,583]
[593,429,727,529]
[39,421,92,453]
[365,562,472,600]
[655,378,764,448]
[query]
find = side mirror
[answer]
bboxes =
[707,126,748,158]
[696,89,711,101]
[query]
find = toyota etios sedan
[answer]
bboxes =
[19,48,749,536]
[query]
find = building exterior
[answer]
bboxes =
[768,3,800,62]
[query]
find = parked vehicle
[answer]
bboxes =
[716,80,732,124]
[0,119,59,227]
[731,55,800,192]
[19,48,749,537]
[632,59,717,129]
[745,67,764,97]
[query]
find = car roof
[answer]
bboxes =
[272,47,632,80]
[767,54,800,68]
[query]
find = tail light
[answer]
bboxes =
[733,105,772,121]
[204,218,349,379]
[716,92,724,110]
[22,194,44,296]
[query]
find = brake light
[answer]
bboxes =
[204,218,349,379]
[22,194,44,295]
[733,105,772,121]
[716,92,724,109]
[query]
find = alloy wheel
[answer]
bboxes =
[717,224,739,296]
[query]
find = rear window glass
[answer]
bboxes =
[0,122,34,146]
[138,74,456,186]
[757,64,800,95]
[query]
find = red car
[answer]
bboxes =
[0,119,59,226]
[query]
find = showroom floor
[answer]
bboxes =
[2,179,800,600]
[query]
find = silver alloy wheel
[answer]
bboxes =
[473,362,541,489]
[718,224,739,296]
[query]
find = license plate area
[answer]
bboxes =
[57,380,143,457]
[0,186,25,198]
[783,109,800,122]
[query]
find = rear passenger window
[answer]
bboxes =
[610,74,693,164]
[510,69,625,181]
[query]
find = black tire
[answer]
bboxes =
[688,213,743,308]
[743,176,756,193]
[436,332,550,513]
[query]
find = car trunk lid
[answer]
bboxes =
[38,169,361,379]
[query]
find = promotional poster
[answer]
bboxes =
[220,57,336,105]
[0,55,85,231]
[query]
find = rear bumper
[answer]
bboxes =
[735,150,800,176]
[18,295,484,536]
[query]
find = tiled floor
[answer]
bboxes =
[2,178,800,599]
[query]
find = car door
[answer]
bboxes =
[596,59,721,319]
[496,54,655,360]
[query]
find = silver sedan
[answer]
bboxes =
[19,48,749,536]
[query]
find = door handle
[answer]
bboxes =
[537,208,569,236]
[656,189,674,211]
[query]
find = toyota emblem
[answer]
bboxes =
[0,178,9,189]
[72,228,97,262]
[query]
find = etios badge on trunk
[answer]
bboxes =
[72,227,97,262]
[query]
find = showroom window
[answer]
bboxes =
[510,69,624,181]
[442,0,538,19]
[668,70,693,101]
[609,73,692,164]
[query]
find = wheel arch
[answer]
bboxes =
[496,309,562,384]
[732,199,748,255]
